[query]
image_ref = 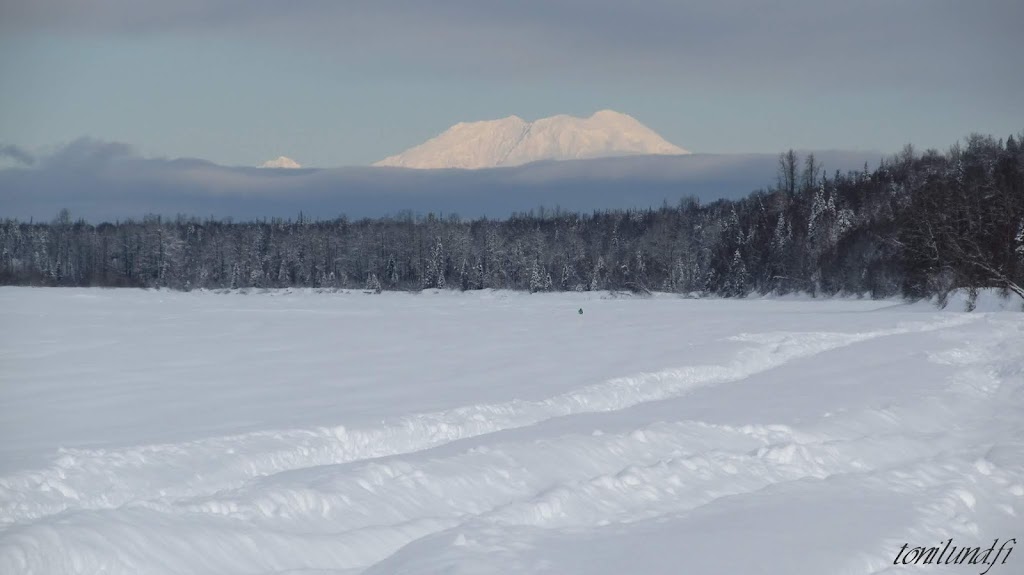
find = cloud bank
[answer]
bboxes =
[0,139,883,222]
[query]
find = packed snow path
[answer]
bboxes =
[1,288,1021,574]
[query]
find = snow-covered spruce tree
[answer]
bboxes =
[723,249,749,298]
[589,256,606,291]
[529,259,545,293]
[365,272,382,294]
[456,257,468,290]
[560,261,575,290]
[422,237,446,289]
[769,213,792,293]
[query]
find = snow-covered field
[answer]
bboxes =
[1,287,1021,575]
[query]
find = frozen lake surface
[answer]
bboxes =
[1,288,1022,574]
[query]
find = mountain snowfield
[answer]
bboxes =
[259,156,302,169]
[1,288,1022,575]
[374,110,689,169]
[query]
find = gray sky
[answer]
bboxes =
[1,1,1021,167]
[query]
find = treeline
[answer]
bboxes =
[2,133,1022,304]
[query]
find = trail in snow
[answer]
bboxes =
[0,288,1021,575]
[0,315,973,525]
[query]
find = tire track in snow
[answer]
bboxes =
[0,315,975,528]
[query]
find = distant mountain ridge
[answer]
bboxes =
[374,110,689,169]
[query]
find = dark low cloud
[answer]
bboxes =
[39,138,133,169]
[0,144,36,166]
[0,138,882,222]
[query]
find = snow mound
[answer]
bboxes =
[903,288,1024,312]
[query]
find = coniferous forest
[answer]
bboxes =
[2,133,1022,304]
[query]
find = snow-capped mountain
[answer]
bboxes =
[374,110,689,169]
[260,156,302,169]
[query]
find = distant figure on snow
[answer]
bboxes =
[578,308,584,315]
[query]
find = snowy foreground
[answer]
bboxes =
[1,287,1022,575]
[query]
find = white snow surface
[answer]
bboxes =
[374,110,689,169]
[259,156,302,169]
[1,288,1022,575]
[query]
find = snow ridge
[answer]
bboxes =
[374,110,689,169]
